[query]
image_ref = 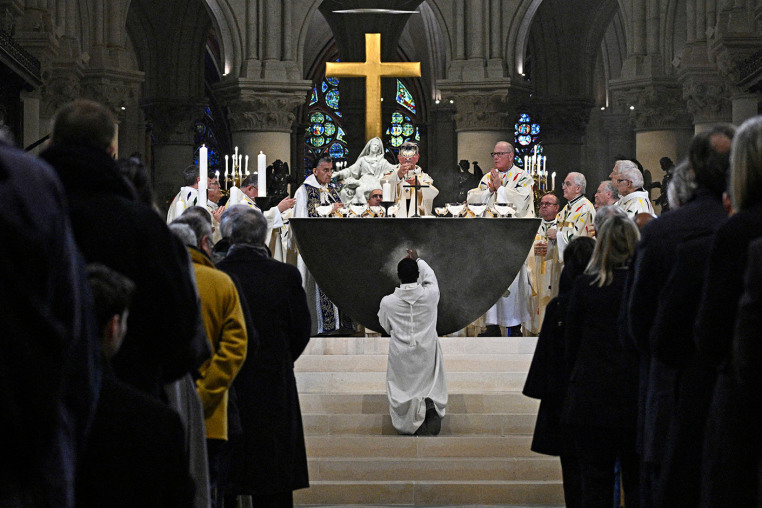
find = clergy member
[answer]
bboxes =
[378,249,447,436]
[610,160,655,218]
[594,180,619,209]
[294,157,346,336]
[525,193,562,335]
[547,172,596,262]
[166,164,221,223]
[385,142,438,217]
[471,141,535,337]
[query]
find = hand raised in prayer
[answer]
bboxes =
[534,241,548,257]
[277,196,296,212]
[489,168,501,193]
[211,206,224,223]
[406,249,418,260]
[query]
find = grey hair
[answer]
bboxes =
[568,171,587,194]
[495,140,515,154]
[229,207,268,245]
[219,204,250,239]
[730,115,762,212]
[617,161,644,188]
[666,160,697,210]
[168,222,197,248]
[585,214,640,287]
[172,214,212,249]
[241,174,258,188]
[600,180,618,199]
[594,204,627,230]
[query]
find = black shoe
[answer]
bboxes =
[478,324,501,337]
[507,325,523,337]
[424,397,441,436]
[414,421,431,436]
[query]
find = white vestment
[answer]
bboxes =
[616,189,655,219]
[167,186,222,242]
[467,165,535,330]
[383,166,439,217]
[524,218,561,335]
[555,194,596,262]
[225,186,285,255]
[378,259,447,434]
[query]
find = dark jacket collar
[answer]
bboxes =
[40,144,136,202]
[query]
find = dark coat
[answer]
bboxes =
[217,245,312,496]
[562,270,639,430]
[695,203,762,507]
[523,295,573,456]
[0,142,100,507]
[76,372,194,507]
[40,144,203,398]
[626,190,726,466]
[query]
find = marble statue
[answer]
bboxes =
[334,137,397,204]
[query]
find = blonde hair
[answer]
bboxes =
[730,115,762,212]
[585,215,640,287]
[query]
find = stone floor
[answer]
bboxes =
[292,336,565,507]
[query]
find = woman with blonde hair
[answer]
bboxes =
[561,214,641,507]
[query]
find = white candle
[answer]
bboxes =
[239,155,243,181]
[198,144,208,205]
[382,181,392,202]
[224,155,229,190]
[524,155,529,170]
[258,151,267,197]
[551,171,556,191]
[245,155,249,176]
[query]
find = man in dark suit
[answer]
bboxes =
[217,207,311,508]
[626,124,734,506]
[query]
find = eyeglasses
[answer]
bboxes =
[370,194,383,199]
[490,152,512,157]
[616,179,630,184]
[562,181,575,187]
[540,201,557,206]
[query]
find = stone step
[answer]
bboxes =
[303,336,538,356]
[307,457,560,482]
[302,413,537,436]
[304,435,536,459]
[299,393,540,415]
[296,371,528,394]
[294,480,565,506]
[295,353,534,373]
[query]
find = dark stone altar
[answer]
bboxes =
[289,217,540,335]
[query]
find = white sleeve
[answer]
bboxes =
[417,259,439,297]
[264,207,284,229]
[294,186,308,218]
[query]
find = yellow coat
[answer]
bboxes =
[190,248,247,440]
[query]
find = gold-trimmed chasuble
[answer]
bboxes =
[325,33,421,141]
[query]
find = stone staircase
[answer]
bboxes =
[293,335,565,507]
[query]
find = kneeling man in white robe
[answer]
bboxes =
[378,250,447,435]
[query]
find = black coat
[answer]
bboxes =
[562,271,639,430]
[217,245,312,496]
[40,144,203,398]
[695,203,762,507]
[523,295,573,456]
[76,373,194,507]
[626,190,727,466]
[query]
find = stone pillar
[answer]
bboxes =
[20,93,40,150]
[732,94,759,125]
[533,99,593,181]
[143,102,206,208]
[677,43,732,133]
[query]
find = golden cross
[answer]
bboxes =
[326,33,421,141]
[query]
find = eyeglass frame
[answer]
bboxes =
[490,151,513,157]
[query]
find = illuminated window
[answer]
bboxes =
[513,113,542,169]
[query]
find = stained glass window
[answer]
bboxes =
[384,110,417,148]
[396,80,416,114]
[305,58,348,177]
[193,108,224,179]
[513,113,542,170]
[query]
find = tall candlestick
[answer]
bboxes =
[551,171,556,191]
[198,144,208,206]
[224,155,229,190]
[239,155,243,182]
[258,151,267,197]
[245,155,249,176]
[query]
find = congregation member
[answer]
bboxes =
[593,180,618,209]
[523,236,595,508]
[694,115,762,507]
[470,141,535,336]
[217,208,311,507]
[170,213,249,507]
[379,249,447,436]
[294,156,349,336]
[385,141,438,217]
[40,99,203,400]
[609,160,655,218]
[525,193,561,335]
[626,125,734,507]
[1,137,100,508]
[547,172,595,261]
[77,264,194,508]
[563,214,641,508]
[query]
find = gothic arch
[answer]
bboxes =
[510,0,543,77]
[201,0,244,76]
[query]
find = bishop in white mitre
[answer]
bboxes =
[468,141,535,335]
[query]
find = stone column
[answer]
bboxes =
[732,93,759,125]
[215,79,311,184]
[676,42,732,133]
[143,102,207,208]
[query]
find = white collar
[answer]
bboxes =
[304,174,326,189]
